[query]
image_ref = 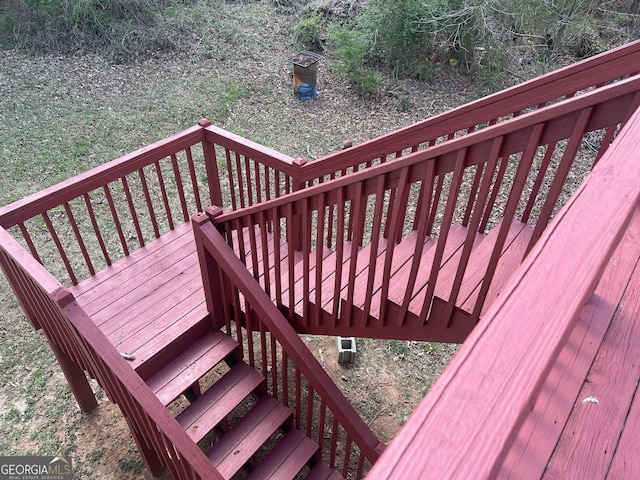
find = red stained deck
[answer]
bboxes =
[3,41,640,479]
[500,206,640,479]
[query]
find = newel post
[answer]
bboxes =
[199,118,225,208]
[192,207,227,331]
[290,157,308,250]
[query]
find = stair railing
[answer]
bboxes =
[210,75,640,341]
[298,40,640,189]
[193,212,386,479]
[0,227,222,479]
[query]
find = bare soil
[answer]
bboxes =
[0,1,557,478]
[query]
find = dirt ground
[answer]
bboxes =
[0,1,586,478]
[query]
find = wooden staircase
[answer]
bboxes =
[142,328,344,479]
[273,219,534,343]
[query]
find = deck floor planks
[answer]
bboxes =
[541,241,640,479]
[497,206,640,479]
[607,367,640,478]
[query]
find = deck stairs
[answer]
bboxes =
[142,327,343,479]
[240,218,534,343]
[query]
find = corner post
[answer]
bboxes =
[192,208,227,331]
[199,118,224,208]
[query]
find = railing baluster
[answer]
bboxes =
[378,167,411,326]
[331,188,347,325]
[42,211,78,285]
[343,435,353,478]
[470,123,547,325]
[442,138,504,326]
[137,168,161,238]
[427,174,445,235]
[329,417,339,468]
[302,197,311,323]
[520,140,558,224]
[63,202,95,276]
[306,384,314,437]
[154,160,174,230]
[314,194,327,326]
[358,176,387,326]
[273,206,283,307]
[17,222,42,264]
[397,160,436,324]
[419,150,467,324]
[244,156,254,206]
[461,162,485,227]
[286,203,296,321]
[318,400,327,456]
[479,150,510,233]
[344,182,365,327]
[260,316,268,378]
[184,146,203,213]
[270,332,278,400]
[526,107,594,253]
[121,176,145,247]
[170,153,189,223]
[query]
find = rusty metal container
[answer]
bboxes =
[287,51,322,101]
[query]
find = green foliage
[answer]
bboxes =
[357,0,479,78]
[0,0,175,59]
[294,11,323,51]
[328,23,382,96]
[0,0,248,62]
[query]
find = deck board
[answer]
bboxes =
[70,223,208,374]
[541,247,640,479]
[498,206,640,479]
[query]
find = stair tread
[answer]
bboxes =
[247,429,318,479]
[461,221,534,314]
[306,461,345,480]
[207,395,292,479]
[434,218,525,304]
[177,362,265,443]
[146,330,238,406]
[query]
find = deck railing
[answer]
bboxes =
[211,75,640,338]
[297,40,640,188]
[0,120,302,287]
[0,227,221,479]
[366,81,640,480]
[193,213,385,479]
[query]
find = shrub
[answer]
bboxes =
[293,11,323,51]
[328,23,382,96]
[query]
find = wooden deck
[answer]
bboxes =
[69,222,209,379]
[499,206,640,479]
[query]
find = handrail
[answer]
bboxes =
[299,40,640,185]
[365,95,640,480]
[192,212,385,478]
[210,74,640,337]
